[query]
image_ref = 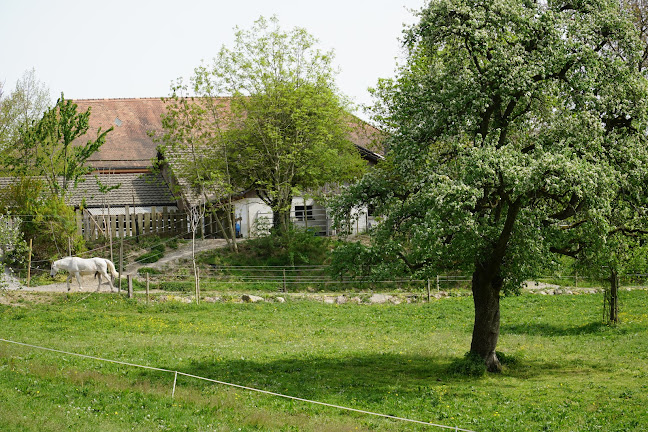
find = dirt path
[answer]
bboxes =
[8,238,230,293]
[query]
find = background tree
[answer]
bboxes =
[1,94,110,260]
[7,93,112,197]
[332,0,648,371]
[0,177,85,260]
[0,68,50,154]
[565,169,648,324]
[206,16,365,231]
[158,82,239,252]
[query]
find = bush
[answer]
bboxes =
[496,351,519,367]
[166,238,179,249]
[205,226,331,268]
[138,267,163,275]
[448,352,487,377]
[159,281,193,292]
[0,178,85,261]
[447,351,519,377]
[136,243,165,264]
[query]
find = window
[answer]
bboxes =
[295,205,314,221]
[367,203,376,217]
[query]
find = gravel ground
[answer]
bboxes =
[1,238,230,293]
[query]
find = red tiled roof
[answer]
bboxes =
[74,97,385,170]
[74,98,167,170]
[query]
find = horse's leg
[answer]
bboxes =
[75,272,83,291]
[102,270,115,292]
[66,274,72,292]
[96,272,102,292]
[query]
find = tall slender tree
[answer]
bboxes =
[8,93,112,197]
[158,83,239,251]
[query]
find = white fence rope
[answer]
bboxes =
[0,338,475,432]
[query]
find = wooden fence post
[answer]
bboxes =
[110,214,117,241]
[127,275,133,298]
[283,268,287,292]
[116,214,123,238]
[133,211,138,240]
[151,206,157,234]
[119,235,123,293]
[427,279,431,302]
[125,205,131,238]
[109,213,115,262]
[146,273,150,304]
[75,210,83,239]
[82,212,88,241]
[27,239,33,287]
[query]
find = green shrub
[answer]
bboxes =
[138,267,163,275]
[448,351,487,377]
[159,281,193,292]
[136,243,165,264]
[496,351,519,366]
[0,178,85,261]
[136,250,164,264]
[203,226,331,268]
[138,235,162,249]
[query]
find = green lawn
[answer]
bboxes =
[1,290,647,431]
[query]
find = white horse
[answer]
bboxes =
[50,257,119,292]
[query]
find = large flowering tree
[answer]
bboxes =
[332,0,648,371]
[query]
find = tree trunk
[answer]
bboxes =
[272,196,292,233]
[607,269,619,324]
[192,228,198,304]
[469,199,521,372]
[257,189,292,233]
[272,210,287,232]
[470,260,503,372]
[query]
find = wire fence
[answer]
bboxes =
[16,255,648,297]
[10,223,648,295]
[128,265,474,297]
[0,338,476,432]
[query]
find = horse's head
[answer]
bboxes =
[50,261,58,277]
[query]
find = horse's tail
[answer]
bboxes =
[104,259,118,279]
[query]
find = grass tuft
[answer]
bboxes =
[447,351,486,377]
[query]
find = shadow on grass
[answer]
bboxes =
[502,321,618,336]
[132,352,497,406]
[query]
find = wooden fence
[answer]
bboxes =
[76,206,233,241]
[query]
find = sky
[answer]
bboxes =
[0,0,424,120]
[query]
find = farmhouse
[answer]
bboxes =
[67,98,383,238]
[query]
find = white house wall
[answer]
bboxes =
[234,197,271,238]
[233,196,373,238]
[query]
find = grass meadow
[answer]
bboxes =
[0,289,647,431]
